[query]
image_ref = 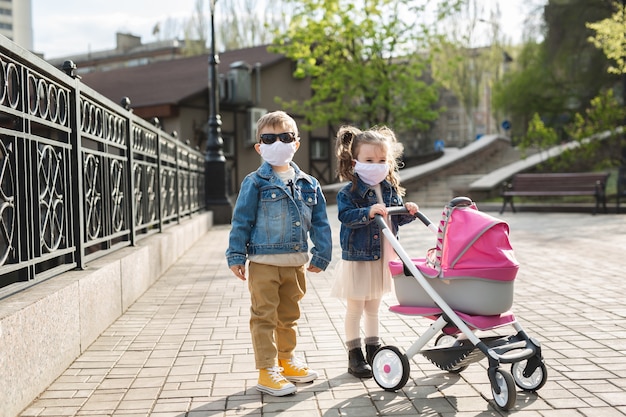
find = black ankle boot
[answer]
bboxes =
[348,348,372,378]
[366,344,381,366]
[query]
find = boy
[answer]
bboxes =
[226,111,332,396]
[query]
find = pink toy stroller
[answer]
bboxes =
[371,197,547,411]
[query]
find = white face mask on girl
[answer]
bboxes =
[353,160,389,186]
[259,141,298,166]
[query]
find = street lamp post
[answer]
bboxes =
[205,0,232,224]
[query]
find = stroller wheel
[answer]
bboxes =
[434,334,458,347]
[371,346,410,392]
[511,360,548,391]
[491,369,516,410]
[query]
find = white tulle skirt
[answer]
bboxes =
[330,257,393,301]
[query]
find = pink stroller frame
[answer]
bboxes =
[371,197,547,411]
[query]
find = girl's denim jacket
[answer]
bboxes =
[226,162,332,271]
[337,177,415,261]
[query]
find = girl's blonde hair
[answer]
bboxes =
[335,125,405,196]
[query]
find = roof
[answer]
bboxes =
[47,39,184,67]
[79,44,285,108]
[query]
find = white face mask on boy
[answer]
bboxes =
[259,141,298,166]
[353,160,389,186]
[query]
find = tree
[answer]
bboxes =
[529,90,626,170]
[153,17,183,43]
[217,1,293,50]
[541,0,616,115]
[587,1,626,75]
[492,42,565,141]
[492,0,618,144]
[172,0,291,55]
[430,0,510,143]
[586,0,626,165]
[566,89,625,158]
[182,0,209,56]
[269,0,462,133]
[522,112,558,151]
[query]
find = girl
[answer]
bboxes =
[331,125,419,378]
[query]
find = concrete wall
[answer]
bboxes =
[0,212,213,417]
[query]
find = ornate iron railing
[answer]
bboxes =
[0,37,205,296]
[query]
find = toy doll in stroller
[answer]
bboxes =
[371,197,547,411]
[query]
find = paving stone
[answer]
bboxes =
[16,206,626,417]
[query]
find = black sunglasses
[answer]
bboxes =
[259,132,297,144]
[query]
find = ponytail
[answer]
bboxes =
[335,126,361,184]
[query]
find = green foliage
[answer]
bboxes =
[431,41,485,117]
[522,90,626,171]
[567,90,624,140]
[430,1,512,142]
[563,89,626,169]
[521,113,558,150]
[182,0,208,56]
[587,1,626,75]
[492,0,619,142]
[269,0,460,132]
[492,42,566,140]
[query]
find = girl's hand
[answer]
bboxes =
[369,203,387,219]
[307,265,322,273]
[405,202,419,215]
[230,265,246,281]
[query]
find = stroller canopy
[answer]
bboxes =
[426,203,519,281]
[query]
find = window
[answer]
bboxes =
[245,108,267,146]
[447,113,459,122]
[126,58,149,67]
[310,138,329,160]
[222,133,234,158]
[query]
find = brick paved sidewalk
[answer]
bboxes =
[18,206,626,417]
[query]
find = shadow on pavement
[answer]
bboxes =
[175,367,542,416]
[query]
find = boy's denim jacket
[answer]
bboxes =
[226,161,332,271]
[337,177,415,261]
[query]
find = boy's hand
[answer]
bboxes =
[230,265,246,281]
[405,202,419,215]
[307,265,322,273]
[369,203,387,218]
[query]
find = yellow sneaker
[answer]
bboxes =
[256,366,296,396]
[279,356,319,383]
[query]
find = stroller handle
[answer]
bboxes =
[383,207,438,235]
[383,197,474,235]
[448,196,473,207]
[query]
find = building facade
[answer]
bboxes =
[0,0,33,50]
[46,32,193,76]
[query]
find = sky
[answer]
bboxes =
[31,0,547,60]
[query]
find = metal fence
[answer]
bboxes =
[0,37,205,297]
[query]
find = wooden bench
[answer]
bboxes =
[500,172,610,215]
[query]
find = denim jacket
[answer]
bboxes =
[337,176,415,261]
[226,161,332,271]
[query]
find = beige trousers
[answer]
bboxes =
[248,262,306,369]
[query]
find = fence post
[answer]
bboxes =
[64,62,86,269]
